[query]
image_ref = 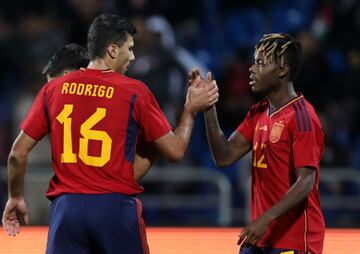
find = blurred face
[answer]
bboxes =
[249,50,280,95]
[114,35,135,74]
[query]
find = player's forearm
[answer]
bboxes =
[134,153,158,181]
[7,152,28,199]
[264,173,314,221]
[134,166,152,181]
[204,106,232,167]
[171,108,195,161]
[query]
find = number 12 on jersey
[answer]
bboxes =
[56,104,112,167]
[252,142,267,169]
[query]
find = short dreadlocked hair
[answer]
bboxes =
[255,33,303,82]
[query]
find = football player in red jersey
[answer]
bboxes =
[190,33,325,254]
[43,43,156,180]
[2,14,219,254]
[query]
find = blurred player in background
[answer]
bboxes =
[43,43,89,81]
[190,33,325,254]
[2,14,218,254]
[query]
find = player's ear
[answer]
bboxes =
[278,63,289,79]
[107,44,117,59]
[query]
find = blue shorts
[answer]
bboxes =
[46,193,149,254]
[240,246,307,254]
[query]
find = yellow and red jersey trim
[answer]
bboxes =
[269,95,304,118]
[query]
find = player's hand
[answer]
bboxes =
[188,68,201,87]
[2,197,29,237]
[185,76,219,114]
[188,68,215,89]
[204,71,218,111]
[237,213,272,249]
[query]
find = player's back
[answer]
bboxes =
[45,68,147,198]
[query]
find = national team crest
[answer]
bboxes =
[270,122,284,143]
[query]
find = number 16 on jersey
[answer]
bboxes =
[56,104,112,167]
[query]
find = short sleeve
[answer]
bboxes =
[236,109,254,143]
[290,114,325,171]
[136,87,172,142]
[20,86,49,140]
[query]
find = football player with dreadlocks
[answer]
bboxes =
[189,33,325,254]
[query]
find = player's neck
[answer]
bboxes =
[267,82,297,111]
[87,59,112,71]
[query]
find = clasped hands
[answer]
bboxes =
[184,68,219,115]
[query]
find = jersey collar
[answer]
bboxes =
[268,93,304,117]
[80,68,114,73]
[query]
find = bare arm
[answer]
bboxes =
[133,142,158,181]
[238,167,316,247]
[204,106,251,167]
[2,131,37,236]
[133,154,155,180]
[133,108,196,178]
[191,71,251,167]
[134,78,219,178]
[154,108,194,162]
[154,77,219,162]
[7,131,37,199]
[265,167,315,220]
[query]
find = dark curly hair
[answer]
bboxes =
[42,43,89,78]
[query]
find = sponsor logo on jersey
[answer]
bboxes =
[259,125,268,131]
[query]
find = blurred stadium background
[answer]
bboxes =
[0,0,359,253]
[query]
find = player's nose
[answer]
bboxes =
[130,51,135,61]
[249,64,256,74]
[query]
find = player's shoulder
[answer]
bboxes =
[290,94,323,130]
[100,71,145,89]
[301,96,317,115]
[117,74,147,88]
[46,69,82,87]
[116,74,153,97]
[291,95,319,119]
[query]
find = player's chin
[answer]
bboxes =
[251,85,259,93]
[251,82,266,94]
[121,63,130,73]
[121,66,128,74]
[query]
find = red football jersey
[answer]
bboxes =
[21,68,172,199]
[237,94,325,254]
